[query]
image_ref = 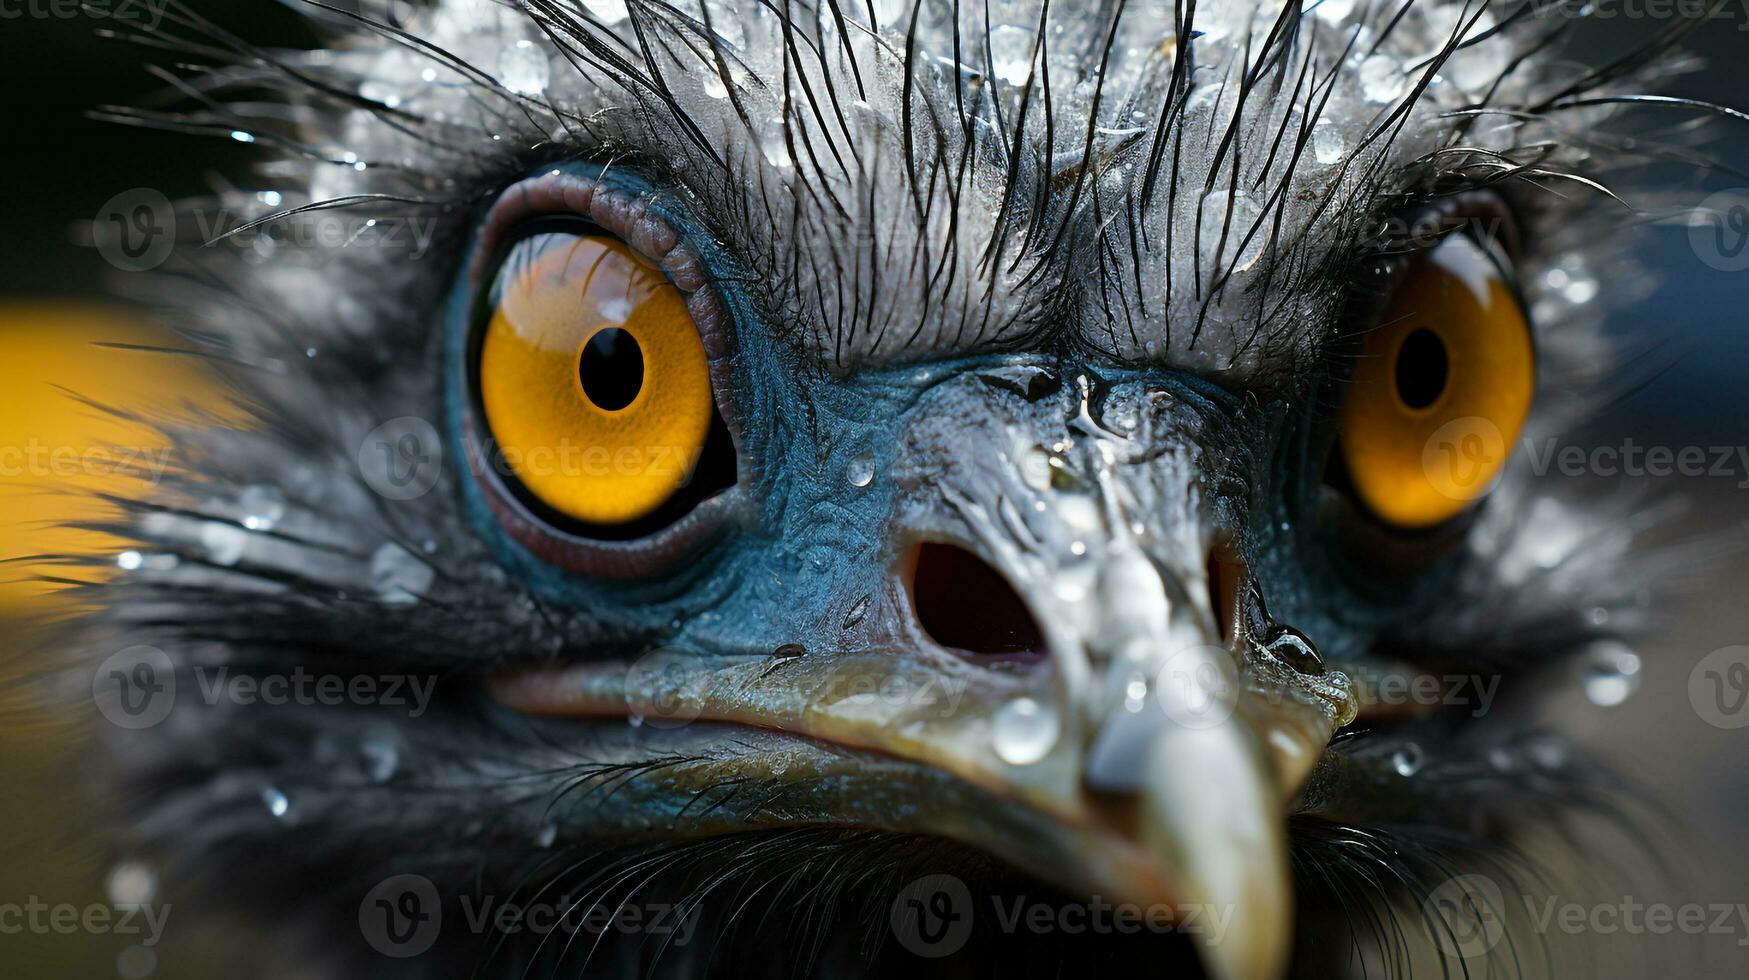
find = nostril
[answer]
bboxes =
[905,543,1047,659]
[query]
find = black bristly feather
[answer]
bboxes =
[40,0,1745,977]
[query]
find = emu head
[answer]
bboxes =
[76,1,1730,977]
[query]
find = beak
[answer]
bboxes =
[490,370,1356,980]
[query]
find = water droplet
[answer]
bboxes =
[1260,625,1325,676]
[498,39,550,95]
[106,861,157,906]
[1525,734,1568,769]
[842,594,871,628]
[992,697,1060,766]
[536,822,558,847]
[1562,275,1598,304]
[847,450,876,488]
[598,295,632,322]
[1311,118,1346,165]
[371,542,434,605]
[360,79,402,107]
[988,24,1035,85]
[1198,189,1268,273]
[117,550,143,571]
[261,786,291,819]
[359,737,400,783]
[1359,54,1404,103]
[238,485,286,531]
[583,0,629,23]
[1391,743,1424,777]
[200,522,247,567]
[116,945,157,980]
[1123,675,1149,713]
[1019,445,1054,490]
[760,123,793,169]
[1312,0,1358,24]
[1583,641,1642,707]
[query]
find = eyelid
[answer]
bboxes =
[460,169,751,580]
[471,170,732,363]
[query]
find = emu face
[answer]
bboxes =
[80,1,1724,977]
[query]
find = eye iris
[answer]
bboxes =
[476,232,717,527]
[1393,328,1448,410]
[579,327,644,412]
[1335,232,1535,529]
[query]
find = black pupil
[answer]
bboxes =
[579,327,644,411]
[1394,328,1449,410]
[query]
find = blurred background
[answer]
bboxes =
[0,4,1744,978]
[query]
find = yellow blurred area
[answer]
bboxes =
[0,304,229,979]
[0,303,221,614]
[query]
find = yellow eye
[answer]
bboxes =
[1336,233,1535,528]
[477,231,717,527]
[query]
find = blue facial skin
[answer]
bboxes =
[443,160,950,660]
[445,161,1442,673]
